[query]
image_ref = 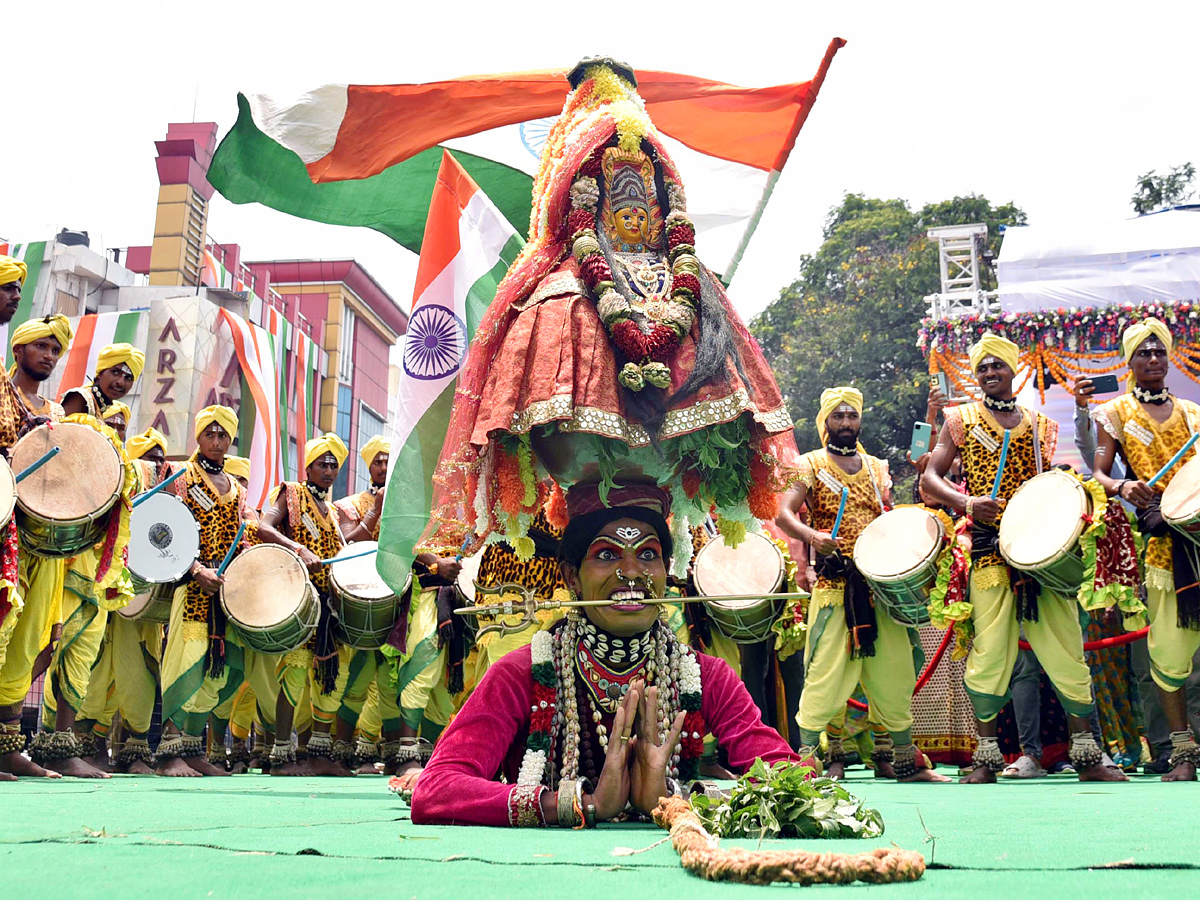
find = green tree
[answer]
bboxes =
[751,193,1027,495]
[1131,162,1195,215]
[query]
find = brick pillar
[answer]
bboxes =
[148,123,217,287]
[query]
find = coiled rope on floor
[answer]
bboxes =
[651,797,925,886]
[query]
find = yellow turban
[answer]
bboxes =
[1122,317,1173,363]
[95,343,145,380]
[224,455,252,481]
[359,434,391,467]
[0,256,28,287]
[304,433,349,470]
[101,401,132,425]
[11,315,72,352]
[968,334,1020,376]
[817,386,864,444]
[194,405,238,440]
[126,427,167,460]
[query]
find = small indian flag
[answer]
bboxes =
[375,151,523,594]
[209,40,843,284]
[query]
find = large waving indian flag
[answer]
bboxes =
[375,151,523,594]
[208,39,843,283]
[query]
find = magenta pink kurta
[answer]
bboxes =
[411,644,803,827]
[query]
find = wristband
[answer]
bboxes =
[557,778,579,827]
[965,497,974,517]
[1116,480,1130,498]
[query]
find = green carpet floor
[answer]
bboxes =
[1,769,1195,899]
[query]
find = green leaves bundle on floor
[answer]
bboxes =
[690,760,885,839]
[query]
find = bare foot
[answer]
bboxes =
[271,760,307,776]
[247,755,263,770]
[185,757,230,776]
[229,761,248,774]
[826,761,846,780]
[1078,762,1129,782]
[89,752,111,772]
[960,765,997,784]
[874,760,896,779]
[0,752,62,778]
[382,759,400,776]
[900,768,953,783]
[1162,761,1197,782]
[355,761,381,775]
[157,757,201,777]
[305,756,355,776]
[124,760,156,776]
[45,756,110,778]
[0,770,15,781]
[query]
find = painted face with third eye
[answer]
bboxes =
[566,516,667,637]
[614,205,649,246]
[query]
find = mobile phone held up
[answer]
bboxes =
[1088,374,1120,395]
[910,421,934,459]
[933,372,950,398]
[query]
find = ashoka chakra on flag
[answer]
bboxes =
[403,304,467,380]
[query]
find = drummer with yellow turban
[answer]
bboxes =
[10,314,71,421]
[156,405,276,777]
[775,386,943,783]
[255,432,356,776]
[922,333,1120,784]
[1093,317,1200,781]
[336,435,390,543]
[62,342,145,420]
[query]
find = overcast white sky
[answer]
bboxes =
[4,1,1199,327]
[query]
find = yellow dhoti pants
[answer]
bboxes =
[398,588,450,731]
[276,644,352,729]
[338,647,401,736]
[161,588,279,735]
[75,615,162,737]
[0,556,64,708]
[1145,569,1200,692]
[964,568,1094,721]
[797,592,917,744]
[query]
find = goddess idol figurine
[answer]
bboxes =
[416,58,799,574]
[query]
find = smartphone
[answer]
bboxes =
[933,372,950,398]
[910,421,934,459]
[1089,373,1120,395]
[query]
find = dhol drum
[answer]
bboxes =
[127,492,199,594]
[119,582,175,624]
[330,541,408,649]
[853,506,945,628]
[692,531,786,644]
[221,544,320,654]
[999,469,1092,595]
[0,456,16,529]
[1160,454,1200,545]
[13,422,122,557]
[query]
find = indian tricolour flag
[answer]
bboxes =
[375,151,523,594]
[0,241,49,365]
[208,39,843,284]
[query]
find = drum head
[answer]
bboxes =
[854,507,942,580]
[693,532,783,606]
[329,541,391,599]
[456,551,484,602]
[0,456,15,525]
[128,493,200,583]
[13,423,121,520]
[222,544,310,627]
[1161,454,1200,524]
[999,470,1088,568]
[120,591,152,619]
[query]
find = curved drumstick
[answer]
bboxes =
[830,486,849,541]
[216,522,248,576]
[990,429,1011,499]
[1148,432,1199,487]
[15,447,59,483]
[132,466,186,508]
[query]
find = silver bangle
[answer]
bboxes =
[557,778,579,827]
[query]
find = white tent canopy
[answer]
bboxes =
[997,208,1200,312]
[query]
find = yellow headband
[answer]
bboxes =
[224,455,251,481]
[359,434,391,467]
[968,334,1020,376]
[817,386,863,444]
[126,427,167,460]
[1122,317,1173,364]
[95,343,145,380]
[0,256,28,287]
[194,405,238,440]
[101,401,132,425]
[11,315,72,353]
[305,432,349,470]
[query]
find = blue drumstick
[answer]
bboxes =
[990,430,1011,499]
[216,522,248,576]
[1148,432,1200,487]
[15,447,60,483]
[132,466,186,508]
[454,534,472,562]
[320,546,378,566]
[830,486,849,541]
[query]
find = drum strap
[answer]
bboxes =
[814,553,876,658]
